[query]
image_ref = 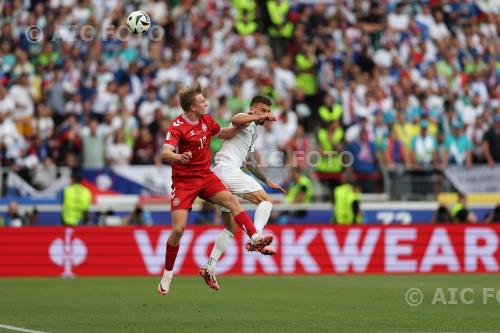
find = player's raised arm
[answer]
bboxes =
[232,113,276,127]
[216,126,239,139]
[206,113,239,139]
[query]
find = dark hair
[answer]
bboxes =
[250,94,272,107]
[178,81,202,111]
[71,169,82,183]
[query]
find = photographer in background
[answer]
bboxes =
[1,201,37,227]
[123,203,153,226]
[484,204,500,224]
[452,193,477,223]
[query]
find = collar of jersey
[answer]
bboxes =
[182,113,199,125]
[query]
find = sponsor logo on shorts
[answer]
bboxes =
[166,131,172,140]
[172,198,180,206]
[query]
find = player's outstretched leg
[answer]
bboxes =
[243,190,275,253]
[200,227,234,290]
[158,209,188,295]
[199,265,220,291]
[210,190,273,248]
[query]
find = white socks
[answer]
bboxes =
[162,269,173,282]
[254,201,273,234]
[207,201,273,270]
[207,229,234,269]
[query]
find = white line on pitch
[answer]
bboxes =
[0,324,49,333]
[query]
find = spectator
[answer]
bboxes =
[438,100,463,138]
[443,124,473,169]
[92,81,118,121]
[0,108,26,164]
[111,106,139,146]
[267,0,293,58]
[483,113,500,166]
[382,126,410,170]
[373,111,389,150]
[163,94,183,119]
[0,84,14,117]
[295,44,318,97]
[346,129,379,192]
[254,121,281,168]
[274,100,298,149]
[388,3,410,32]
[57,115,82,167]
[286,125,309,169]
[318,93,342,126]
[9,74,35,137]
[81,117,106,169]
[106,129,132,166]
[46,69,66,125]
[32,157,57,190]
[278,167,314,223]
[132,126,156,165]
[467,112,489,163]
[138,88,162,126]
[410,121,439,170]
[345,116,374,144]
[34,103,55,142]
[285,167,315,204]
[62,171,92,226]
[273,55,296,101]
[315,120,344,193]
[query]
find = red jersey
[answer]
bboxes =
[163,113,221,179]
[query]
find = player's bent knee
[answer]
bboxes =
[227,196,242,214]
[171,225,185,238]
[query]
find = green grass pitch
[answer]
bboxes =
[0,275,499,333]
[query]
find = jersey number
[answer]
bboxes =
[199,136,207,149]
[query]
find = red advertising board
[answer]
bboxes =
[1,225,499,277]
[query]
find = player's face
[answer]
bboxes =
[191,94,207,116]
[252,103,272,125]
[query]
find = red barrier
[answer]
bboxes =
[1,225,499,276]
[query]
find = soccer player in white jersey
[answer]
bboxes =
[200,94,286,290]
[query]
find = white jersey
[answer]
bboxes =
[214,114,258,168]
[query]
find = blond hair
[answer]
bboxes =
[178,81,202,111]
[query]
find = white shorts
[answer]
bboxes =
[212,164,263,196]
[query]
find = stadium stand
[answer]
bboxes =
[0,0,499,225]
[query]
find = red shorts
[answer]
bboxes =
[171,171,228,211]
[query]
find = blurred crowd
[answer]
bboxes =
[0,0,499,195]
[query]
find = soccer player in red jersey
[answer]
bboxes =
[157,82,273,294]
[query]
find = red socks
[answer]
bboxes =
[234,211,257,238]
[164,242,179,271]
